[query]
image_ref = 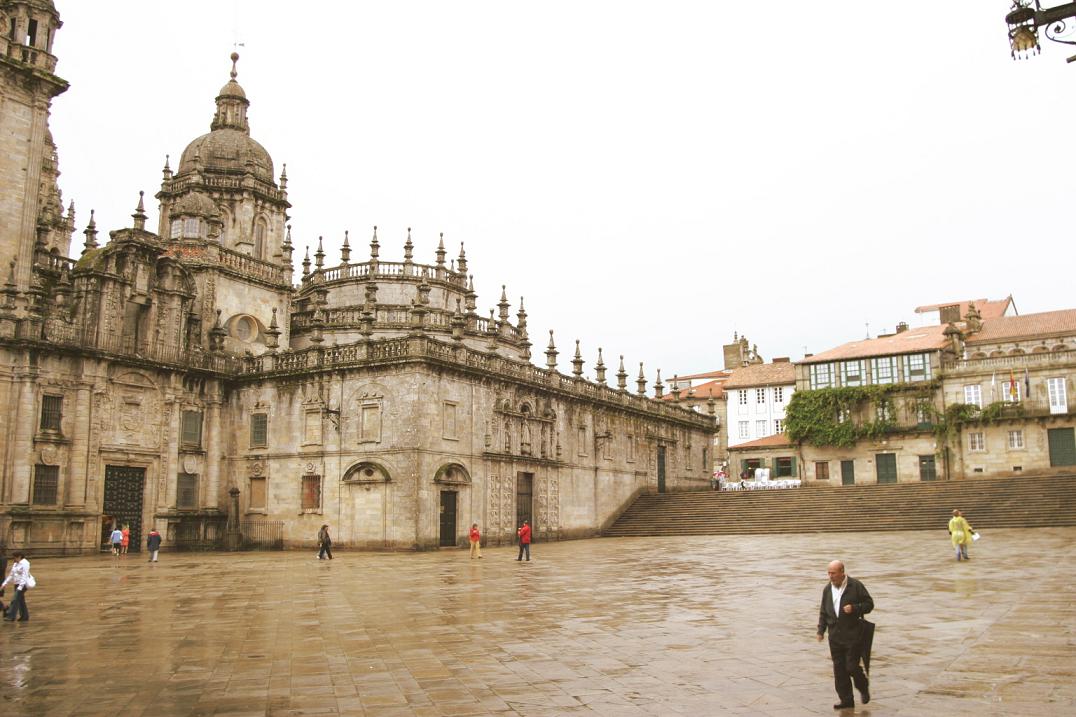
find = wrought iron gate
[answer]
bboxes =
[101,465,146,552]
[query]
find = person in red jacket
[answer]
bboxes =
[469,523,482,559]
[516,520,531,561]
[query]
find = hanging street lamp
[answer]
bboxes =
[1006,1,1076,62]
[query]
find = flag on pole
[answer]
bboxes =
[991,372,997,402]
[1009,368,1017,401]
[1024,368,1031,400]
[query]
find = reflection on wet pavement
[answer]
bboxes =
[0,528,1072,715]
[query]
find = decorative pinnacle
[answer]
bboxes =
[571,340,584,377]
[340,230,351,264]
[404,227,414,261]
[230,51,239,80]
[595,348,607,385]
[457,242,467,273]
[280,163,288,189]
[82,209,99,252]
[302,246,311,277]
[545,330,558,371]
[637,362,647,396]
[283,224,293,250]
[314,236,325,269]
[654,369,664,399]
[435,232,447,266]
[617,355,628,390]
[131,191,147,230]
[370,226,380,260]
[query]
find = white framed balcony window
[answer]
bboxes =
[1048,377,1067,415]
[963,385,982,408]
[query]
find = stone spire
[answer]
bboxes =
[571,340,584,377]
[81,210,98,254]
[707,387,716,416]
[314,236,325,271]
[654,369,664,399]
[465,276,477,315]
[162,155,172,180]
[457,243,468,275]
[617,355,628,390]
[670,374,681,401]
[451,299,466,342]
[595,348,607,385]
[340,230,351,265]
[279,163,288,191]
[283,224,293,262]
[435,232,447,268]
[131,191,147,230]
[370,226,380,270]
[266,307,281,351]
[498,285,510,322]
[517,297,531,361]
[301,246,311,278]
[637,363,647,395]
[545,330,558,371]
[403,227,414,264]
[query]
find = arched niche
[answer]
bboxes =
[342,461,391,484]
[434,462,471,486]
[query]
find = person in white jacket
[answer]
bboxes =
[1,551,31,622]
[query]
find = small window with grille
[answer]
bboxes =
[250,413,268,448]
[177,473,198,509]
[40,394,62,431]
[181,410,203,447]
[32,464,59,505]
[301,475,321,511]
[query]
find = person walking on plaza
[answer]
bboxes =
[1,551,33,622]
[120,524,130,555]
[948,509,974,561]
[317,524,333,560]
[109,526,123,556]
[516,520,531,561]
[146,529,162,562]
[469,523,483,559]
[817,559,873,710]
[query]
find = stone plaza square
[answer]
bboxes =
[1,528,1073,716]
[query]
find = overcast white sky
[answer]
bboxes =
[48,1,1073,378]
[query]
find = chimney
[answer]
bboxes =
[773,357,790,363]
[896,321,909,334]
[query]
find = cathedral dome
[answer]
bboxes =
[178,130,274,182]
[172,190,220,218]
[175,53,274,183]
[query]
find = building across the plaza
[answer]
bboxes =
[0,2,714,554]
[731,301,1076,486]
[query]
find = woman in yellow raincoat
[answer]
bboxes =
[948,509,974,561]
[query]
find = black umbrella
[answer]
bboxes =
[861,620,876,676]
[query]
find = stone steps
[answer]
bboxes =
[604,474,1076,536]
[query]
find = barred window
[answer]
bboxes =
[301,475,321,511]
[32,464,59,505]
[181,410,203,447]
[177,473,198,509]
[40,395,62,431]
[250,413,268,448]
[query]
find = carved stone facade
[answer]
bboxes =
[0,4,714,554]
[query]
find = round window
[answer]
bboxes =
[233,316,256,342]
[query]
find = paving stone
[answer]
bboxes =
[0,528,1073,715]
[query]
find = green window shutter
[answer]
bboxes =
[790,456,797,477]
[741,459,748,472]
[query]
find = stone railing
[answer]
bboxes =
[1,39,59,73]
[304,260,467,288]
[944,349,1074,372]
[217,246,286,284]
[11,320,239,373]
[291,305,460,331]
[160,175,285,202]
[240,335,712,427]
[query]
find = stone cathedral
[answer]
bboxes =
[0,1,713,554]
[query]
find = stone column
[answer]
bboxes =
[65,380,92,506]
[161,396,180,509]
[8,370,37,504]
[204,397,222,509]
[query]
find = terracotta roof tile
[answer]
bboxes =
[800,325,949,363]
[966,308,1076,344]
[662,378,725,401]
[721,362,797,389]
[674,369,732,381]
[915,297,1012,320]
[728,433,793,450]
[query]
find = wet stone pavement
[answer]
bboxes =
[0,529,1073,717]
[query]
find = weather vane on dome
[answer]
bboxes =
[230,50,240,80]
